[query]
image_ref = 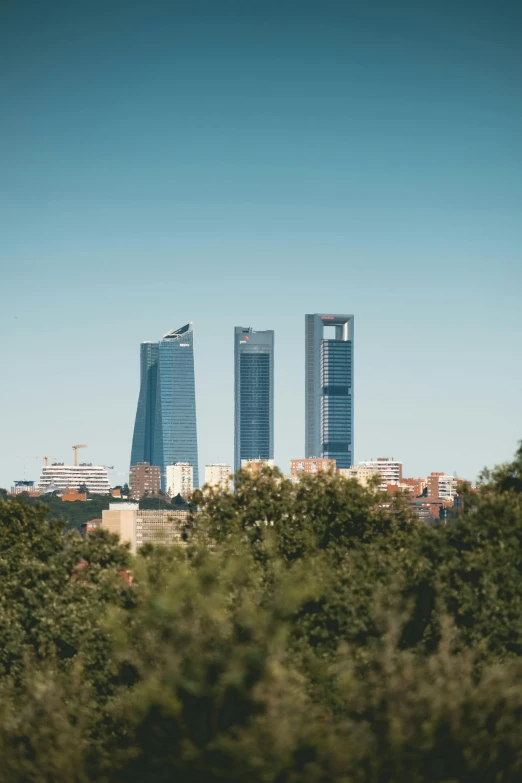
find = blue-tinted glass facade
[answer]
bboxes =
[234,326,274,473]
[305,314,354,469]
[130,342,159,466]
[130,323,199,488]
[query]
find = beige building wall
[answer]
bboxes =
[205,463,232,489]
[240,459,275,474]
[136,510,189,549]
[102,504,139,550]
[290,458,336,475]
[339,465,379,487]
[102,505,190,554]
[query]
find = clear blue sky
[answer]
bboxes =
[1,0,521,488]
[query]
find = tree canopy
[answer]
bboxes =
[15,491,189,532]
[1,444,522,781]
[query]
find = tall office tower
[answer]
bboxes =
[305,313,354,469]
[234,326,274,473]
[130,342,159,466]
[130,323,199,489]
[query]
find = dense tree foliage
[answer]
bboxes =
[1,444,522,780]
[15,491,189,531]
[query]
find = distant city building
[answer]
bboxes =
[400,477,428,497]
[204,463,232,490]
[358,458,402,490]
[384,482,425,496]
[290,458,336,475]
[305,313,354,469]
[130,323,199,490]
[234,326,274,474]
[129,462,161,500]
[338,465,380,487]
[37,464,111,495]
[61,490,87,502]
[427,472,459,501]
[102,503,190,554]
[11,480,39,496]
[240,458,275,474]
[166,462,194,498]
[80,519,102,537]
[408,498,453,524]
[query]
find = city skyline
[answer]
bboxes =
[1,0,521,489]
[1,3,521,773]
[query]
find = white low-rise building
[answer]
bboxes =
[438,475,458,500]
[38,464,111,494]
[204,463,232,490]
[357,458,402,490]
[338,465,380,487]
[166,462,194,498]
[241,459,275,470]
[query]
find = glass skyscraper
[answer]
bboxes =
[130,323,199,488]
[234,326,274,473]
[305,313,354,469]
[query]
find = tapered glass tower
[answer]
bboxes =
[130,323,199,488]
[130,342,159,467]
[305,313,354,469]
[234,326,274,473]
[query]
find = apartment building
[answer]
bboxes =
[290,458,336,475]
[166,462,194,498]
[240,459,275,474]
[101,504,190,554]
[129,462,161,499]
[204,463,232,490]
[338,464,380,487]
[37,464,111,494]
[357,458,402,490]
[427,472,459,501]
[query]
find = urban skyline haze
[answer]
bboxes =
[1,0,521,489]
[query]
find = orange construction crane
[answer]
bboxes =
[72,444,88,466]
[19,455,58,467]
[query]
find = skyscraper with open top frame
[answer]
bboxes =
[234,326,274,474]
[305,313,354,469]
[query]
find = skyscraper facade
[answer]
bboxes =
[130,342,159,466]
[234,326,274,473]
[130,323,199,488]
[305,313,354,469]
